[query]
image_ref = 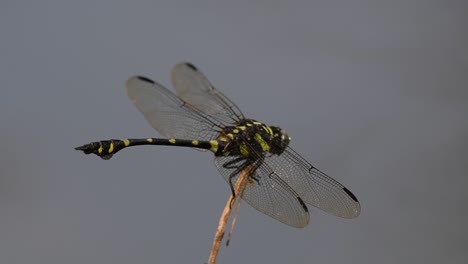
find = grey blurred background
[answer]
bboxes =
[1,1,467,263]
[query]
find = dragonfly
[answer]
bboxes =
[75,62,361,227]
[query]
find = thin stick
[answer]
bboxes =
[207,166,252,264]
[226,195,243,246]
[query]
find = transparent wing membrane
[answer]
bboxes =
[172,63,244,125]
[126,76,223,141]
[214,156,310,228]
[263,148,360,218]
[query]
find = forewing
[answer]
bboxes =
[263,148,361,218]
[172,63,244,125]
[126,76,222,141]
[214,156,310,228]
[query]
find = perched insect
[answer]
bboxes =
[75,63,360,227]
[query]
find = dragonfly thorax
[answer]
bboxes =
[215,119,290,158]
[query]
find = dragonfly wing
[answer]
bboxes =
[172,62,245,125]
[126,76,222,141]
[214,156,310,228]
[263,147,361,218]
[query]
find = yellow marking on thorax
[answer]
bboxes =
[169,138,176,144]
[237,126,246,131]
[239,143,249,157]
[218,136,229,142]
[263,125,273,135]
[246,123,253,127]
[146,138,153,143]
[252,121,262,125]
[233,129,239,133]
[123,139,130,146]
[108,143,114,153]
[192,140,199,146]
[209,140,219,153]
[227,133,234,140]
[254,133,270,152]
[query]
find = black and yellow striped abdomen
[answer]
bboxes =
[75,138,223,160]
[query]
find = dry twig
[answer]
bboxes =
[207,166,252,264]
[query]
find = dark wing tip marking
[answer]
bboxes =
[184,62,198,71]
[297,197,309,212]
[343,187,359,202]
[136,76,155,84]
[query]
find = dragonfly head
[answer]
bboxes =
[270,127,291,155]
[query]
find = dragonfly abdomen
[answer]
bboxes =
[75,138,220,160]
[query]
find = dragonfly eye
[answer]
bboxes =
[269,128,290,155]
[280,130,291,147]
[281,130,291,147]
